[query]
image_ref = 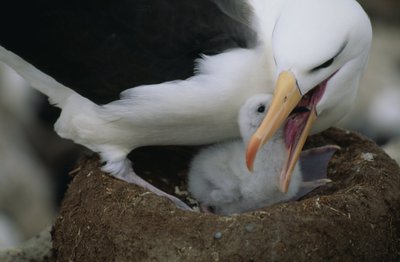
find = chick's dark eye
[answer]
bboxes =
[257,105,266,113]
[312,57,334,72]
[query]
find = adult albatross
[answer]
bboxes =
[0,0,372,207]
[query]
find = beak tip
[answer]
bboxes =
[279,172,290,193]
[279,184,289,193]
[246,136,261,172]
[245,151,254,172]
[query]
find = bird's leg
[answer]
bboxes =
[102,157,192,211]
[52,93,190,210]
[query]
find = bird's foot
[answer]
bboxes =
[120,171,193,211]
[103,158,192,211]
[293,178,332,201]
[292,145,340,200]
[301,178,332,189]
[299,145,340,182]
[296,178,332,196]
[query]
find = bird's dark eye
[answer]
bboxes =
[257,105,266,113]
[311,57,334,72]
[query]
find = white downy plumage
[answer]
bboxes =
[188,94,304,215]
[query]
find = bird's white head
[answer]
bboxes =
[272,0,372,130]
[246,0,372,193]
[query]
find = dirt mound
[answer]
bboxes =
[53,128,400,261]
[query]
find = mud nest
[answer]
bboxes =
[52,128,400,261]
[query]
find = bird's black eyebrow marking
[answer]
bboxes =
[311,58,334,72]
[311,40,348,72]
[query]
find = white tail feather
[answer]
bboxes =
[0,45,75,107]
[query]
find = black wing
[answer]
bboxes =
[0,0,254,104]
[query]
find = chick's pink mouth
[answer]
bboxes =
[284,77,330,151]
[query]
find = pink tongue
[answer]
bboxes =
[284,112,310,149]
[284,77,330,150]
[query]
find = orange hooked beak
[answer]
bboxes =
[246,71,318,193]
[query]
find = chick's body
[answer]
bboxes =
[188,95,301,215]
